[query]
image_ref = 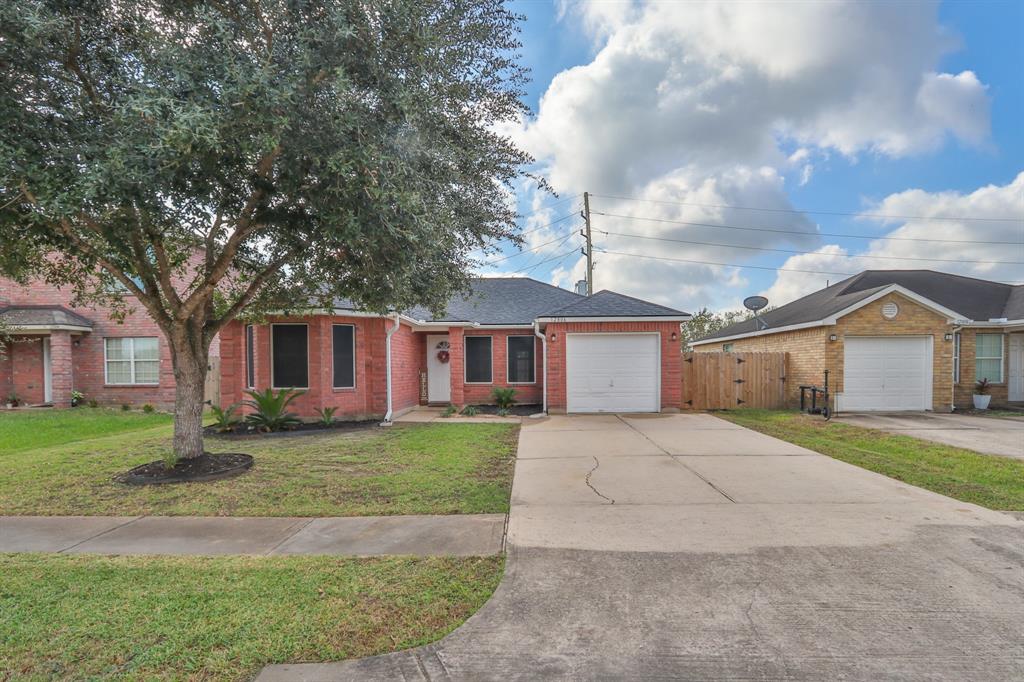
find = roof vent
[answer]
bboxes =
[881,302,899,319]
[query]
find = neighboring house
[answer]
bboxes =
[220,278,690,419]
[691,270,1024,412]
[0,270,220,409]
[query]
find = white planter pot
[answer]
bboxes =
[973,394,992,410]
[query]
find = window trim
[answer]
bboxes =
[270,323,310,389]
[975,333,1004,384]
[953,332,960,384]
[103,337,160,386]
[464,335,494,385]
[506,335,537,385]
[245,325,256,389]
[331,323,357,390]
[722,343,734,352]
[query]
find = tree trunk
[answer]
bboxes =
[168,326,210,461]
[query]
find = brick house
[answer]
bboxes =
[0,273,219,409]
[220,278,690,420]
[691,270,1024,412]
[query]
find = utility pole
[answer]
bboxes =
[581,191,593,295]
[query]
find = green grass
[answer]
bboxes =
[0,416,517,517]
[718,409,1024,510]
[0,553,503,681]
[0,408,172,456]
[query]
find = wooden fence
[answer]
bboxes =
[681,352,787,410]
[204,357,221,405]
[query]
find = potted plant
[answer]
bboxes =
[71,390,85,407]
[973,378,991,410]
[6,392,19,409]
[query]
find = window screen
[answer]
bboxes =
[975,334,1003,383]
[507,336,535,383]
[245,325,255,388]
[332,325,355,388]
[272,324,308,388]
[465,336,492,383]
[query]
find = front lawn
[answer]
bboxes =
[0,416,517,517]
[718,409,1024,510]
[0,408,172,456]
[0,553,502,680]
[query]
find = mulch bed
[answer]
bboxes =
[204,419,379,439]
[471,404,541,416]
[116,453,253,486]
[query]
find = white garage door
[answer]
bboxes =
[566,334,660,413]
[838,337,932,411]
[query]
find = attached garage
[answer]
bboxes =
[566,333,660,413]
[837,336,933,411]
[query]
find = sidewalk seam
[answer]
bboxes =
[263,518,316,556]
[57,516,144,553]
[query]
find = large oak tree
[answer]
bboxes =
[0,0,535,459]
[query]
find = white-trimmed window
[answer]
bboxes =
[271,324,309,389]
[952,332,961,384]
[723,343,734,352]
[975,333,1004,383]
[507,336,535,384]
[105,337,159,385]
[332,324,356,389]
[464,336,493,383]
[245,325,256,389]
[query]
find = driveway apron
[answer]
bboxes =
[259,414,1024,681]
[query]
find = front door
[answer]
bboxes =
[1009,334,1024,402]
[42,337,53,404]
[426,334,451,403]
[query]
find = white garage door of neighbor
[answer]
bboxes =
[566,333,660,413]
[838,336,932,411]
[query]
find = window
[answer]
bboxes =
[271,324,309,388]
[245,325,255,389]
[105,337,159,385]
[953,332,961,384]
[507,336,535,383]
[464,336,492,383]
[332,324,356,388]
[723,343,734,352]
[975,333,1004,383]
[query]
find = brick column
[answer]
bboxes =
[449,327,464,406]
[50,330,73,407]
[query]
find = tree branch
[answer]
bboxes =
[206,246,301,337]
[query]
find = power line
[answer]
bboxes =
[594,228,1024,266]
[483,230,577,265]
[516,211,578,239]
[591,211,1024,246]
[518,193,583,220]
[513,242,581,274]
[513,232,577,272]
[589,193,1024,223]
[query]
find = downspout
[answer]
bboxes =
[381,314,401,425]
[533,320,547,416]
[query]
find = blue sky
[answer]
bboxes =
[480,1,1024,312]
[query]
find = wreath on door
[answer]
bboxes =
[435,340,451,364]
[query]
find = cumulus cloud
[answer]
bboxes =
[762,172,1024,306]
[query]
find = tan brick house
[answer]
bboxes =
[691,271,1024,412]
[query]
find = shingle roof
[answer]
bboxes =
[331,278,688,324]
[0,305,93,329]
[696,270,1024,343]
[540,289,688,318]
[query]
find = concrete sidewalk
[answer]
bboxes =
[0,513,506,557]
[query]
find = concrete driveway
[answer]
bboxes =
[260,414,1024,681]
[836,412,1024,460]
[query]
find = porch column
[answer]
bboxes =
[50,330,73,407]
[449,327,465,406]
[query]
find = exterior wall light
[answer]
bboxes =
[670,332,678,341]
[943,333,954,341]
[828,334,838,342]
[549,332,557,342]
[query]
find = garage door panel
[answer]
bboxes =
[838,337,931,412]
[566,334,659,413]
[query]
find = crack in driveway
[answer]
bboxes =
[585,456,615,504]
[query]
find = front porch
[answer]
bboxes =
[0,306,92,408]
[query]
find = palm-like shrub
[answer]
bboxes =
[210,403,241,432]
[315,406,338,426]
[244,388,303,432]
[491,387,516,409]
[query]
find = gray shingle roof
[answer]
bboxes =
[0,306,93,329]
[696,270,1024,343]
[540,289,688,318]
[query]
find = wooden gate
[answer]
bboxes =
[204,357,221,405]
[682,352,787,410]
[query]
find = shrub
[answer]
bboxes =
[975,378,991,395]
[460,405,478,417]
[210,403,241,433]
[440,405,457,418]
[71,390,85,406]
[496,407,510,417]
[243,388,303,432]
[491,387,516,409]
[121,403,131,411]
[142,403,155,413]
[315,406,338,426]
[87,399,99,408]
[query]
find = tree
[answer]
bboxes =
[0,0,535,460]
[681,307,758,350]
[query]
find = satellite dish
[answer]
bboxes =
[743,295,769,312]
